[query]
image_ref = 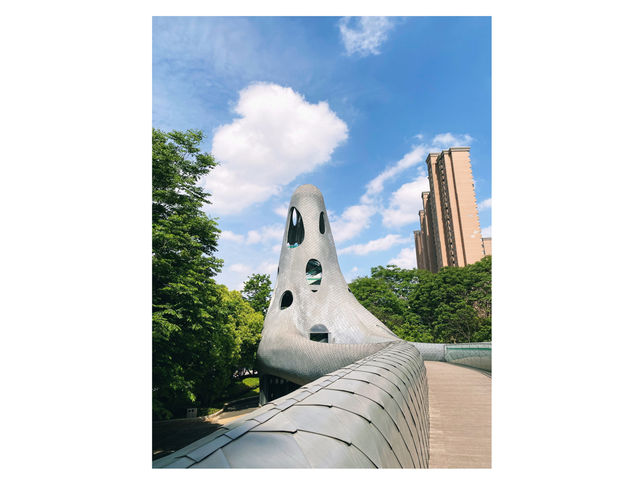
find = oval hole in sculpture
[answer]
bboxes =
[306,259,322,286]
[319,211,325,234]
[280,290,293,309]
[309,323,329,343]
[287,207,304,247]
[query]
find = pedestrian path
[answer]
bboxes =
[424,361,491,468]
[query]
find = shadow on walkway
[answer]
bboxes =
[152,396,259,460]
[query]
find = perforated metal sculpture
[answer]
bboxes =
[256,184,403,400]
[154,184,487,468]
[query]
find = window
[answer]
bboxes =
[287,207,305,247]
[305,259,322,286]
[280,290,293,309]
[309,324,329,343]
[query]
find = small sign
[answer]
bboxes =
[186,408,197,418]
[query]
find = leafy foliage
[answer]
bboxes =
[152,129,264,420]
[241,273,273,316]
[350,257,491,344]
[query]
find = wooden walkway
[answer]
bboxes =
[425,361,491,468]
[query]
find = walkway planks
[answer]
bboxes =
[425,361,491,468]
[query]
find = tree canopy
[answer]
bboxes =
[152,129,263,420]
[241,273,273,317]
[349,257,491,344]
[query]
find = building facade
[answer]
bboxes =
[415,147,491,272]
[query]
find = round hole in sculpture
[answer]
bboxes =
[306,259,322,286]
[319,211,325,234]
[280,290,293,309]
[287,207,304,247]
[309,323,329,343]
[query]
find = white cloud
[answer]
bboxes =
[220,230,245,243]
[482,225,492,237]
[205,83,348,214]
[381,175,427,228]
[229,263,251,273]
[338,234,410,256]
[361,133,473,203]
[246,224,282,245]
[322,132,474,245]
[345,266,360,283]
[478,197,492,211]
[331,203,377,244]
[338,17,395,57]
[226,259,278,291]
[388,247,417,269]
[256,261,278,275]
[364,145,427,200]
[274,202,289,219]
[432,132,473,147]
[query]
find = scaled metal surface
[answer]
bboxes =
[257,185,400,385]
[154,184,490,469]
[153,342,429,468]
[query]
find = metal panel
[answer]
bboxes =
[292,430,376,468]
[191,449,230,468]
[164,456,196,468]
[184,435,234,463]
[251,412,299,434]
[221,432,311,468]
[224,419,260,439]
[253,408,280,424]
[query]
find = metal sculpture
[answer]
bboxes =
[154,184,490,468]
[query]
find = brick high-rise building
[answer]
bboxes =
[415,147,491,272]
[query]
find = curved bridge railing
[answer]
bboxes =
[153,342,429,468]
[411,341,491,372]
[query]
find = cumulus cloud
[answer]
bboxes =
[338,234,410,256]
[220,230,245,243]
[381,175,427,228]
[226,260,278,291]
[345,266,360,283]
[273,202,289,219]
[229,263,251,273]
[246,224,282,245]
[256,261,278,275]
[482,225,492,237]
[331,203,377,244]
[432,133,473,146]
[338,17,395,57]
[205,83,348,214]
[478,197,492,211]
[388,247,416,269]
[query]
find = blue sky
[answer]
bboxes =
[153,16,491,290]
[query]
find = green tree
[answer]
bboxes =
[152,128,229,419]
[218,286,263,374]
[349,275,433,342]
[408,256,492,343]
[349,276,406,328]
[350,257,491,345]
[241,273,272,316]
[370,264,433,301]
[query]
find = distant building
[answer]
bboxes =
[415,147,491,272]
